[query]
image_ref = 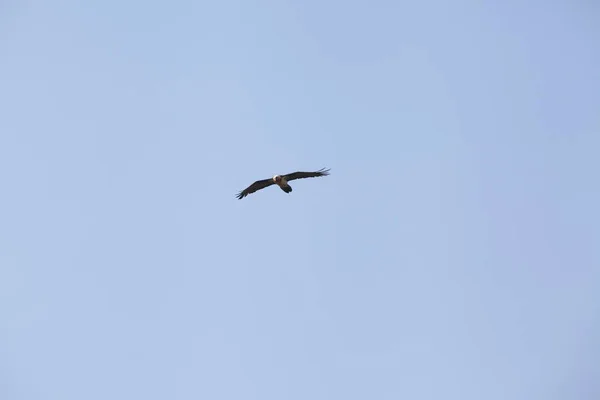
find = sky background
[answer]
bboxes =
[1,1,599,399]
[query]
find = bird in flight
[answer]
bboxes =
[236,168,331,199]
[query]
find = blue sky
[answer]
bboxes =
[1,1,599,399]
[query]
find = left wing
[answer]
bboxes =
[283,168,331,182]
[236,178,275,199]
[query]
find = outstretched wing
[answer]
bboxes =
[283,167,331,182]
[236,178,275,199]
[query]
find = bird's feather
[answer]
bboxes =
[236,178,275,199]
[283,168,330,182]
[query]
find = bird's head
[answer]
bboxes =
[273,175,282,183]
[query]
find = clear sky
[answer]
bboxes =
[1,1,599,399]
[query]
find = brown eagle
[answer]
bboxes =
[236,168,330,199]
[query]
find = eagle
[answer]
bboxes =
[236,168,330,199]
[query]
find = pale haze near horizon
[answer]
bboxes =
[1,1,599,399]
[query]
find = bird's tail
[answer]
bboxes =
[280,185,292,193]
